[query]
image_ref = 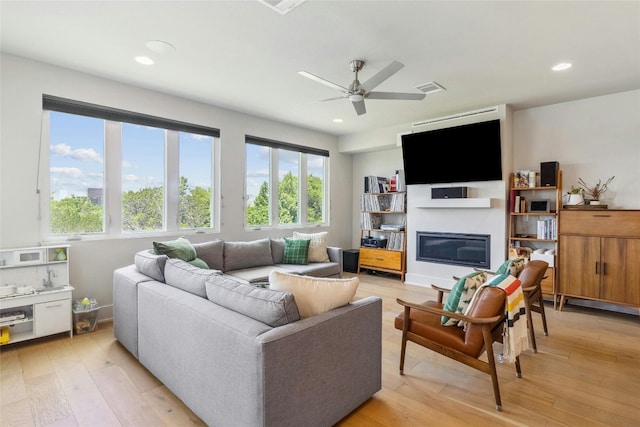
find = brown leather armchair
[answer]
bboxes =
[395,286,522,411]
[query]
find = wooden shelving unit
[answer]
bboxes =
[357,191,407,281]
[508,170,562,306]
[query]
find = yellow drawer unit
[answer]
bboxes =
[358,247,402,271]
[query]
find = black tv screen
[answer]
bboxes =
[401,119,502,185]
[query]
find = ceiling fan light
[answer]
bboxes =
[349,94,364,102]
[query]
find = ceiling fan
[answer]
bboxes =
[298,60,425,116]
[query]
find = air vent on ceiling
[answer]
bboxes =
[258,0,307,15]
[415,81,446,94]
[411,106,499,128]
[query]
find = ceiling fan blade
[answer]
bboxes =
[319,96,347,102]
[367,91,426,100]
[359,61,404,93]
[352,99,366,115]
[298,71,350,93]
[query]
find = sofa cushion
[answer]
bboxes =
[224,238,273,271]
[270,238,285,264]
[441,271,488,326]
[277,262,340,278]
[134,250,168,282]
[192,239,224,270]
[292,231,330,262]
[205,276,300,327]
[282,238,310,265]
[225,265,292,284]
[153,237,196,262]
[164,258,222,298]
[268,271,359,318]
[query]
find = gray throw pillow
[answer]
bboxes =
[192,239,224,270]
[270,238,285,264]
[223,238,273,271]
[164,258,222,298]
[134,250,168,282]
[205,276,300,327]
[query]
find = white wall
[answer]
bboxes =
[0,54,352,319]
[346,91,640,289]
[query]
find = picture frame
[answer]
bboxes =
[514,170,531,188]
[530,200,550,212]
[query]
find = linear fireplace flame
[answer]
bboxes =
[416,231,490,268]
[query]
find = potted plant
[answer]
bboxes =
[577,176,615,205]
[565,186,584,205]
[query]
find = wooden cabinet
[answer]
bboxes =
[358,191,406,281]
[0,245,74,345]
[508,170,562,303]
[558,210,640,311]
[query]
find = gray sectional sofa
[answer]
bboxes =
[113,237,383,427]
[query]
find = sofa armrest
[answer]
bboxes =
[327,246,343,274]
[258,296,382,426]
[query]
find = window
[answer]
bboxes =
[43,95,219,239]
[245,135,329,229]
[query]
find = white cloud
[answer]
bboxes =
[50,167,83,178]
[51,144,102,163]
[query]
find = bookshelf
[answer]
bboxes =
[508,170,562,305]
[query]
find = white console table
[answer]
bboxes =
[0,245,74,345]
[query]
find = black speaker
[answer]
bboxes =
[343,249,359,273]
[431,186,468,199]
[540,161,559,187]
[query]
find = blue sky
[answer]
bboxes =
[49,112,212,199]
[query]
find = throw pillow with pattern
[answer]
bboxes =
[282,238,310,265]
[441,271,488,326]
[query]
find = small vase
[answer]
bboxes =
[567,194,584,206]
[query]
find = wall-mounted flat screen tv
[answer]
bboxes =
[401,119,502,185]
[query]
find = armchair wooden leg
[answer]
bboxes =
[525,302,538,353]
[437,290,444,304]
[483,327,502,411]
[538,295,549,336]
[399,306,410,375]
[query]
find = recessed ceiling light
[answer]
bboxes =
[135,56,154,65]
[332,118,343,123]
[552,62,572,71]
[146,40,176,54]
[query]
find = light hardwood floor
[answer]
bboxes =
[1,273,639,426]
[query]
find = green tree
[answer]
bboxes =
[278,172,298,224]
[50,196,103,234]
[307,174,323,223]
[179,176,211,229]
[246,181,270,226]
[122,186,163,231]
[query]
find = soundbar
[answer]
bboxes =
[431,186,468,199]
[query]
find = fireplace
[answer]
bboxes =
[416,232,490,268]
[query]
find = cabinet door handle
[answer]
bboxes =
[592,214,611,218]
[44,304,63,309]
[595,262,599,275]
[602,262,606,275]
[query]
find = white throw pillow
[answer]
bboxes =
[292,231,330,263]
[268,270,359,318]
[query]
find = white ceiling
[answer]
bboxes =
[2,1,639,136]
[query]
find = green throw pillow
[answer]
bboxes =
[153,237,196,262]
[188,257,209,269]
[282,238,310,265]
[441,271,488,326]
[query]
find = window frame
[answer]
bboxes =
[244,135,329,230]
[41,95,221,241]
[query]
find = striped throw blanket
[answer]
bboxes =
[489,274,530,363]
[465,274,530,363]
